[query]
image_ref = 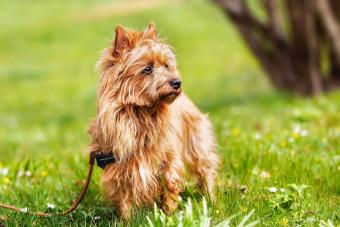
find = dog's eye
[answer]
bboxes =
[164,64,169,69]
[142,65,153,75]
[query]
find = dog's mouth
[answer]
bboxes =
[160,91,181,103]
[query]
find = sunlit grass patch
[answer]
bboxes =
[146,198,258,227]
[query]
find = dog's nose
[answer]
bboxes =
[169,79,181,90]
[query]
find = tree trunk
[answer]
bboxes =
[215,0,340,96]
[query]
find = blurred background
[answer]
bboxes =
[0,0,264,161]
[0,0,339,225]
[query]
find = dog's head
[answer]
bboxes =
[97,23,182,107]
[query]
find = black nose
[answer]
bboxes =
[169,79,181,90]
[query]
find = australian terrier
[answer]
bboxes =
[88,22,219,219]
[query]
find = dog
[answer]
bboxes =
[88,22,219,219]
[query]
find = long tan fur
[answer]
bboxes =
[88,23,219,219]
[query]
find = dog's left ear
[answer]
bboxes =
[113,25,130,57]
[144,22,157,38]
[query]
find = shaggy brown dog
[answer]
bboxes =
[88,23,219,219]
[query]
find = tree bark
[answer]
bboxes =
[215,0,340,96]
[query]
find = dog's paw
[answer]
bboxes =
[116,203,132,220]
[118,209,131,221]
[161,193,178,215]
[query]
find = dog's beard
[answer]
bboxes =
[159,90,181,104]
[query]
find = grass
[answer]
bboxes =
[0,0,339,226]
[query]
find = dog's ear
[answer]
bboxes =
[113,25,130,57]
[144,22,157,38]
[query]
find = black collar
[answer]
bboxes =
[95,152,117,169]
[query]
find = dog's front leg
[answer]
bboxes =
[160,154,183,215]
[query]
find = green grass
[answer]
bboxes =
[0,0,339,226]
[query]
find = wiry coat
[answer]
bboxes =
[88,23,219,219]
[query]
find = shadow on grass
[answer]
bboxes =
[193,74,295,114]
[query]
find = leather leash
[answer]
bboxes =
[0,152,96,217]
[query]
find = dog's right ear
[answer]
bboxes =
[113,25,130,57]
[144,22,157,38]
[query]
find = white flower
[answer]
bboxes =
[94,216,101,220]
[47,203,56,209]
[25,171,32,177]
[260,171,271,180]
[252,167,259,175]
[268,187,277,193]
[293,125,301,134]
[293,125,308,137]
[0,168,9,176]
[20,208,28,213]
[254,133,261,140]
[300,129,308,137]
[17,170,24,177]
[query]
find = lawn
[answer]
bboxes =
[0,0,339,226]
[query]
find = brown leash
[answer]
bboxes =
[0,152,96,217]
